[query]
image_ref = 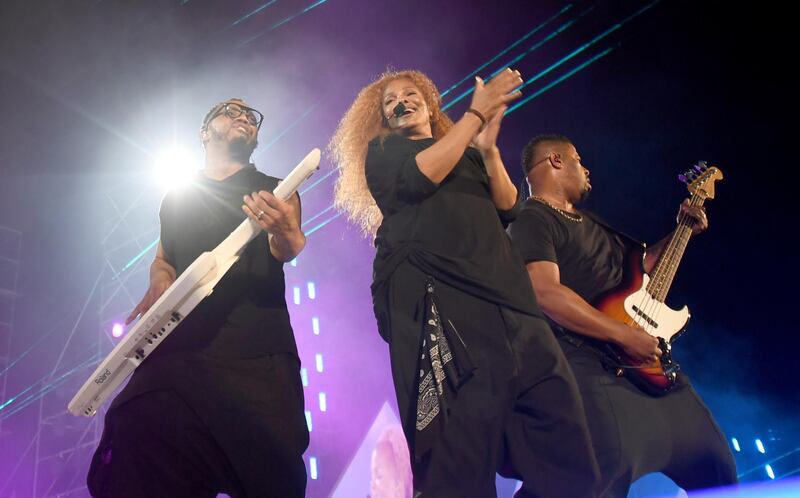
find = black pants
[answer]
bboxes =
[558,336,738,497]
[87,352,308,498]
[378,262,600,498]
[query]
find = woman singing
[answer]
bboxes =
[331,69,600,497]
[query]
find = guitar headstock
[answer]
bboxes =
[678,161,723,199]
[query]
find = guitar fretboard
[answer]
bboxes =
[646,195,706,301]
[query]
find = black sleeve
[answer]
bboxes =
[462,146,522,227]
[497,191,523,228]
[507,204,560,264]
[365,136,438,214]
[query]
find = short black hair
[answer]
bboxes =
[202,98,246,130]
[521,134,573,176]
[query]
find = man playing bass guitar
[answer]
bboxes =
[508,134,737,497]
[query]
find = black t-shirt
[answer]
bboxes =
[508,198,629,304]
[111,165,299,413]
[366,134,542,318]
[155,164,297,359]
[509,199,691,388]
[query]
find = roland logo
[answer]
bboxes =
[94,369,112,385]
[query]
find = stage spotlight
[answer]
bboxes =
[152,147,199,190]
[111,322,124,338]
[315,353,324,373]
[305,410,313,432]
[301,367,309,387]
[293,286,301,305]
[309,457,318,480]
[756,438,766,454]
[765,464,775,479]
[307,282,316,299]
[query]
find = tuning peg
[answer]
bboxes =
[698,160,708,171]
[678,173,688,183]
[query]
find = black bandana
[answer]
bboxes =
[414,278,475,459]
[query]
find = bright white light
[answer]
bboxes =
[300,368,308,387]
[756,439,765,454]
[312,317,320,335]
[111,323,124,338]
[319,392,327,412]
[305,410,312,432]
[307,282,316,299]
[309,457,318,480]
[766,464,775,479]
[293,286,301,305]
[315,353,323,373]
[731,438,740,452]
[152,147,198,190]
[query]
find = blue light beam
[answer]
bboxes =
[440,4,573,98]
[238,0,329,47]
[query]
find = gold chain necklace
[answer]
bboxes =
[531,196,583,223]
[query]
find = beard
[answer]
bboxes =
[209,126,258,161]
[578,185,591,203]
[229,134,258,159]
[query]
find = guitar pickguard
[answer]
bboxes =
[622,274,691,343]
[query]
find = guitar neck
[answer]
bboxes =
[646,195,705,301]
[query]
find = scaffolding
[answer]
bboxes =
[9,169,333,496]
[0,226,23,440]
[27,183,158,497]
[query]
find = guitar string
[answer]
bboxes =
[599,174,709,372]
[643,194,702,329]
[647,195,695,301]
[638,194,699,338]
[629,190,703,371]
[639,196,689,317]
[631,200,686,338]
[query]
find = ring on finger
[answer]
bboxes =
[257,210,265,220]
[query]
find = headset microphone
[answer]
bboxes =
[392,102,406,118]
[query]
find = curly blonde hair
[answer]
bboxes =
[329,70,454,238]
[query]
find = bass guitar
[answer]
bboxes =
[594,161,722,395]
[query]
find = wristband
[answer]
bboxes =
[465,108,487,127]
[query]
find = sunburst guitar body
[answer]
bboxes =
[592,162,722,395]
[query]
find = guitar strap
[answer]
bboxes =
[582,210,645,252]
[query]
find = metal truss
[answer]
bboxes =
[0,226,23,439]
[25,184,159,498]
